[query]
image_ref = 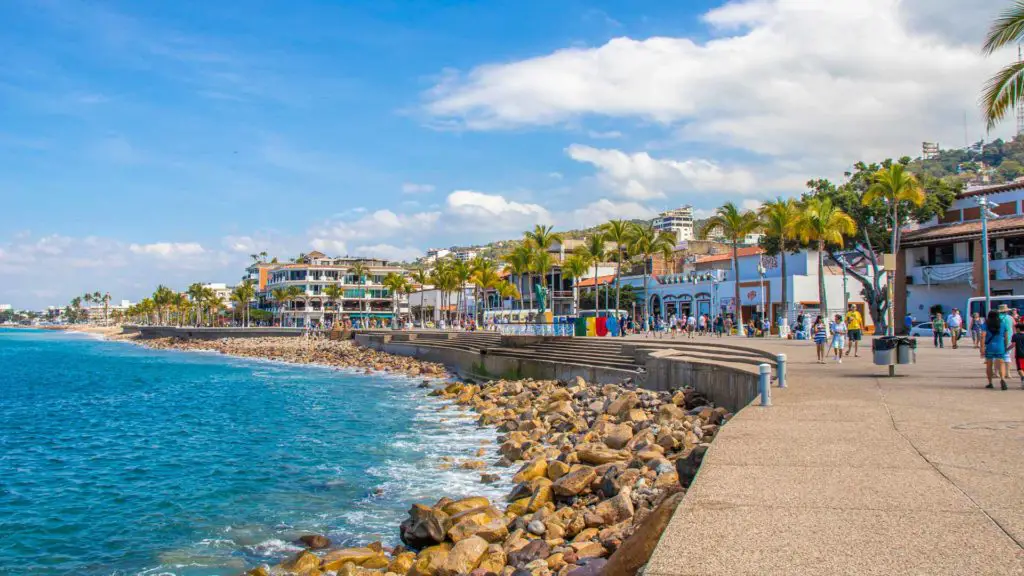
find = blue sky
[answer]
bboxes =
[0,0,1014,308]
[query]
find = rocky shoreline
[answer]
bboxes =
[116,334,727,576]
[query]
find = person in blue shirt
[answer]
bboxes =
[904,312,914,335]
[981,309,1010,390]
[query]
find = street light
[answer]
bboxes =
[758,258,767,333]
[977,197,1000,314]
[837,254,849,312]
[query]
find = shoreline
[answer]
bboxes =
[52,330,729,576]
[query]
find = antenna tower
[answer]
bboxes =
[1018,45,1024,137]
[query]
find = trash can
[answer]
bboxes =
[872,336,898,366]
[896,337,917,364]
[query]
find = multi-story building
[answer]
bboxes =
[453,248,479,262]
[898,181,1024,326]
[262,251,407,327]
[653,206,695,242]
[424,248,451,263]
[85,300,133,323]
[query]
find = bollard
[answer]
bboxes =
[776,353,787,388]
[759,363,772,407]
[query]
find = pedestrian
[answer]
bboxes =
[1013,322,1024,389]
[830,313,847,363]
[714,314,724,338]
[845,304,863,357]
[812,315,828,363]
[931,312,946,348]
[686,314,696,339]
[970,312,983,348]
[981,309,1010,390]
[904,312,914,335]
[761,316,771,338]
[946,308,963,349]
[724,315,733,336]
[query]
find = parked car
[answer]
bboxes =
[908,322,952,338]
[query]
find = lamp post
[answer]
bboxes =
[837,255,849,312]
[977,197,1000,314]
[758,259,767,330]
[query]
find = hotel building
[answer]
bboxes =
[653,206,695,242]
[897,181,1024,325]
[261,251,407,327]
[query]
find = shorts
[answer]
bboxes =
[848,329,862,342]
[1017,357,1024,371]
[984,348,1007,360]
[831,336,845,349]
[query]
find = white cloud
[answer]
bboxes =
[128,242,206,257]
[446,190,553,229]
[222,235,257,253]
[424,0,1011,178]
[567,144,757,199]
[564,199,657,228]
[402,182,436,194]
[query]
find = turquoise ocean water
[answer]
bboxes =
[0,328,509,575]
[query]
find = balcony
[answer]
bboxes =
[993,256,1024,280]
[911,262,972,285]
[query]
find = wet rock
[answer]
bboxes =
[481,473,501,484]
[298,534,330,549]
[602,492,684,575]
[508,539,551,569]
[400,504,452,549]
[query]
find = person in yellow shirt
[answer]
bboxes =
[845,304,863,357]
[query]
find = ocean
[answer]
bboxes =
[0,328,509,575]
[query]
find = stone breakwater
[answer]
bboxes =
[115,335,449,379]
[117,334,728,576]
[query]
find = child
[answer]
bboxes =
[813,315,828,364]
[1013,323,1024,389]
[830,313,847,363]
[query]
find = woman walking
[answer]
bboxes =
[970,312,983,348]
[981,309,1010,390]
[830,313,847,363]
[812,315,828,364]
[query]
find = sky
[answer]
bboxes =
[0,0,1017,309]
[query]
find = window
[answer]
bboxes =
[1005,237,1024,258]
[928,244,954,265]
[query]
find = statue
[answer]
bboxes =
[534,283,548,314]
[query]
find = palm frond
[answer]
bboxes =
[983,1,1024,54]
[982,60,1024,130]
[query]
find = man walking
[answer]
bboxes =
[845,304,863,357]
[946,308,963,349]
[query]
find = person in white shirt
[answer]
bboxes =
[946,308,963,349]
[686,314,697,339]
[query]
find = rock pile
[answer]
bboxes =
[256,376,730,576]
[125,336,448,378]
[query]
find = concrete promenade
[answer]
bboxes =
[645,336,1024,575]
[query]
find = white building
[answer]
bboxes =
[263,251,407,327]
[624,247,879,332]
[653,206,695,242]
[201,283,235,308]
[424,248,451,263]
[899,181,1024,326]
[0,304,11,312]
[453,248,479,262]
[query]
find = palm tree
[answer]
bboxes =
[172,292,189,327]
[577,232,608,316]
[863,163,925,257]
[231,280,256,327]
[523,225,563,310]
[699,203,762,331]
[982,3,1024,128]
[348,262,370,319]
[561,253,589,314]
[382,272,408,326]
[454,259,474,323]
[797,197,857,320]
[470,257,499,325]
[502,242,534,311]
[323,284,344,323]
[601,219,633,315]
[409,267,431,325]
[759,197,800,325]
[529,248,554,313]
[271,287,291,326]
[102,292,111,325]
[152,285,176,325]
[628,223,676,327]
[187,283,206,326]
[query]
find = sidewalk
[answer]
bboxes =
[646,337,1024,575]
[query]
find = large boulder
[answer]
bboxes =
[437,535,489,576]
[400,504,452,549]
[576,445,629,466]
[322,547,387,571]
[477,543,507,573]
[279,551,321,574]
[602,492,684,575]
[675,445,708,488]
[448,506,507,542]
[512,458,548,484]
[566,558,607,576]
[507,539,551,569]
[388,551,416,575]
[552,466,597,497]
[298,534,330,549]
[408,543,452,576]
[606,392,638,417]
[443,496,491,516]
[602,423,634,450]
[584,488,635,527]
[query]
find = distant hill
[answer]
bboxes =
[907,135,1024,186]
